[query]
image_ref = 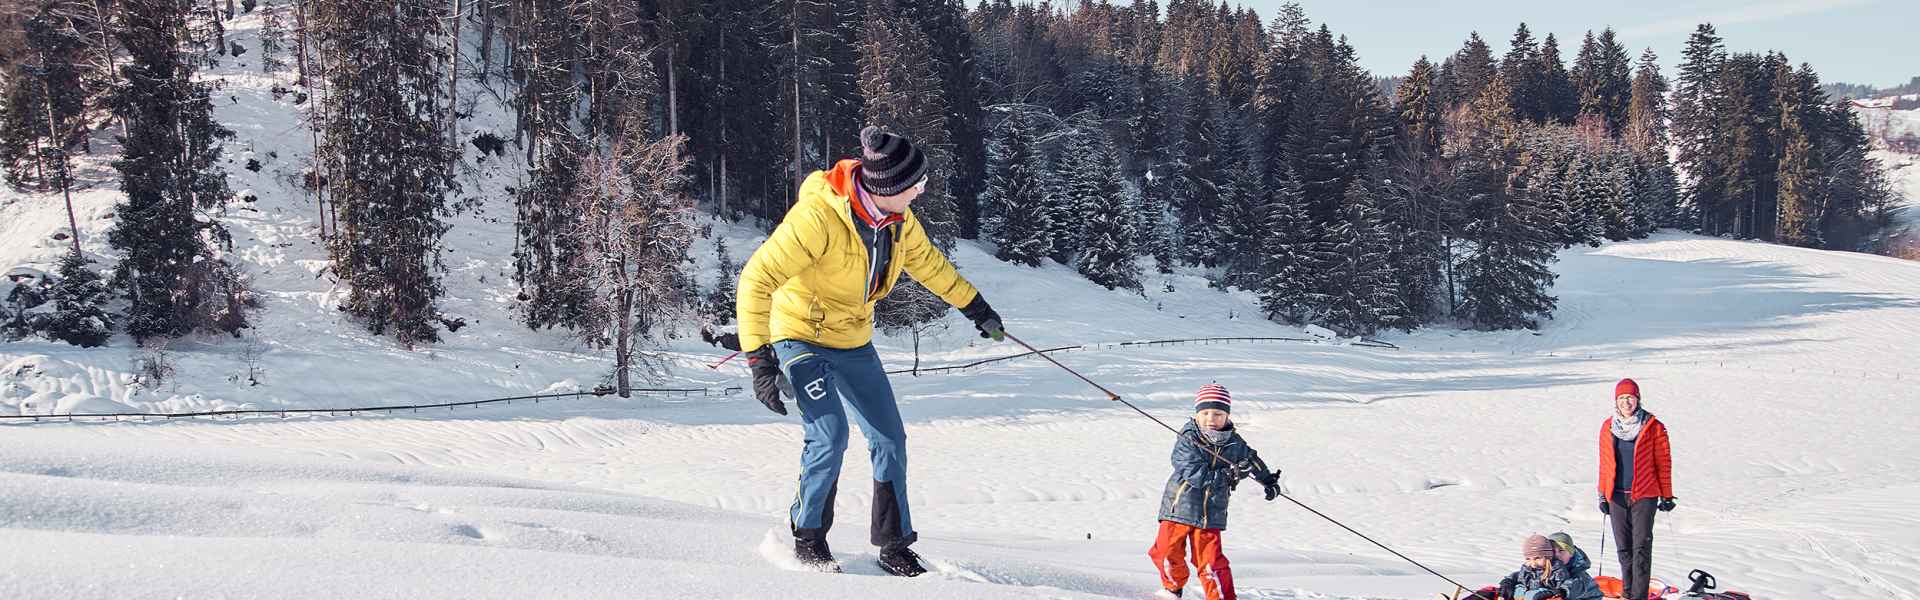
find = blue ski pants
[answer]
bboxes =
[772,340,915,549]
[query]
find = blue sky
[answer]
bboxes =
[1235,0,1917,88]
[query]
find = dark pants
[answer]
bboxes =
[1609,492,1657,600]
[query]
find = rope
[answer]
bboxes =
[1002,331,1491,600]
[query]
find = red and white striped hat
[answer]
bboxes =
[1194,383,1232,413]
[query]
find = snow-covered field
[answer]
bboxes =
[6,10,1920,600]
[7,233,1920,599]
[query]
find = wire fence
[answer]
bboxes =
[0,334,1396,424]
[0,387,743,424]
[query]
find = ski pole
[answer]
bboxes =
[1001,331,1493,600]
[708,350,741,370]
[1597,516,1608,579]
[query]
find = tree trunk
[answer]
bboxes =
[615,259,633,398]
[477,0,493,84]
[294,0,309,85]
[448,0,461,146]
[666,44,678,136]
[791,0,804,194]
[910,328,922,374]
[44,87,82,257]
[212,0,226,55]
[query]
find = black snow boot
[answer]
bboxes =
[794,538,841,573]
[877,546,927,577]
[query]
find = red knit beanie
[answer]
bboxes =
[1615,378,1640,400]
[1194,384,1232,414]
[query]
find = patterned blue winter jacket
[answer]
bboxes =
[1507,547,1603,600]
[1156,420,1270,530]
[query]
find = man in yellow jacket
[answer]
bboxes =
[734,126,1004,577]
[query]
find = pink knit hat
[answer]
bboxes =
[1523,534,1556,559]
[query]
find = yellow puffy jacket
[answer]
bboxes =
[735,159,979,352]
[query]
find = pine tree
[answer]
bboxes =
[704,238,739,325]
[1176,93,1226,266]
[260,6,287,73]
[40,252,114,347]
[1256,167,1315,323]
[1218,123,1266,287]
[1445,32,1496,109]
[1500,23,1546,123]
[314,0,455,345]
[862,1,958,330]
[982,108,1052,266]
[1046,125,1096,264]
[1458,190,1560,330]
[1075,134,1141,291]
[1672,24,1725,232]
[1537,33,1577,123]
[1395,56,1444,161]
[1624,48,1669,154]
[108,0,246,342]
[1454,76,1559,330]
[1314,172,1404,336]
[899,0,987,239]
[1774,62,1824,248]
[1568,154,1616,246]
[1137,168,1178,274]
[4,9,92,190]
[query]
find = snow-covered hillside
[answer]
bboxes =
[5,11,1920,600]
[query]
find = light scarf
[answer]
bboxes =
[1611,408,1650,441]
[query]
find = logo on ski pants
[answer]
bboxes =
[772,340,916,548]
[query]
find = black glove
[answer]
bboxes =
[1555,588,1570,599]
[1658,497,1676,512]
[959,294,1004,341]
[1498,577,1517,600]
[1599,498,1611,515]
[746,346,791,415]
[1262,479,1282,501]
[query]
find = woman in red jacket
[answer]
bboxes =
[1597,378,1674,600]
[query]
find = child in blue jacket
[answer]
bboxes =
[1147,384,1282,600]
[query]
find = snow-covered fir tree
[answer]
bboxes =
[704,238,738,325]
[1313,174,1405,336]
[1045,124,1100,265]
[108,0,247,343]
[313,0,457,346]
[982,109,1052,266]
[1074,134,1140,291]
[1255,167,1317,323]
[40,253,113,347]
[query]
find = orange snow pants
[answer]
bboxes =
[1148,520,1235,600]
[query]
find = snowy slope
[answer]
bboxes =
[7,232,1920,600]
[6,8,1920,600]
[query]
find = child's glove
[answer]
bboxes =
[1262,478,1283,501]
[1497,577,1517,600]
